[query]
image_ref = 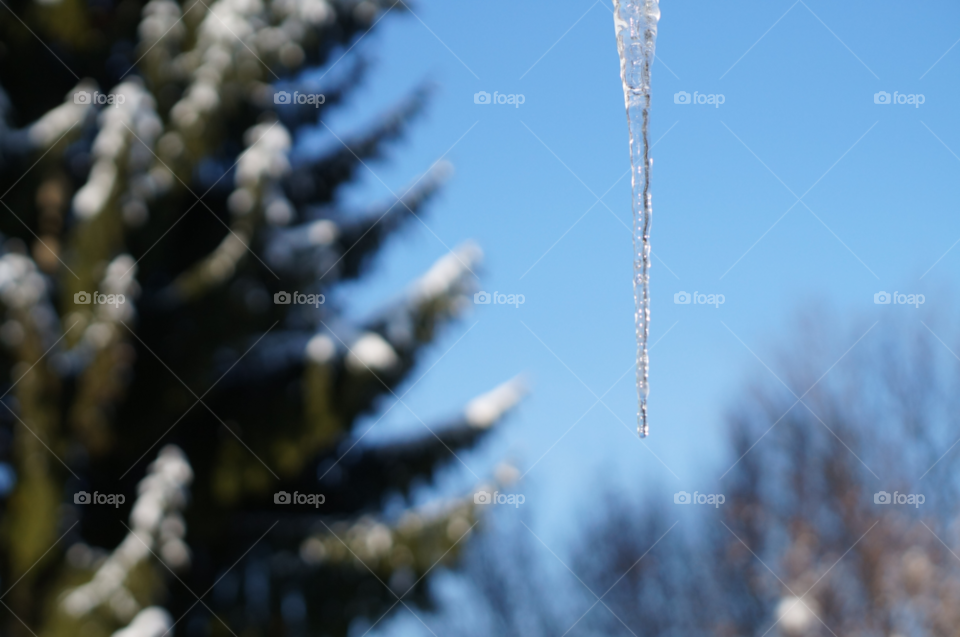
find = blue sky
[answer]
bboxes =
[302,0,960,556]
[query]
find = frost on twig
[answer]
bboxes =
[300,495,477,585]
[0,250,64,353]
[72,81,166,222]
[110,606,174,637]
[164,121,292,303]
[0,253,49,314]
[26,82,95,149]
[464,375,528,430]
[61,446,193,622]
[62,254,141,451]
[373,240,482,361]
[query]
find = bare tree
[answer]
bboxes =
[436,312,960,637]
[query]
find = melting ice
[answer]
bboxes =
[612,0,659,437]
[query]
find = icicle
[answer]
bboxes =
[613,0,659,437]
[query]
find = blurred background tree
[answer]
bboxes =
[0,1,525,635]
[431,315,960,637]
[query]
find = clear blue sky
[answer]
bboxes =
[303,0,960,559]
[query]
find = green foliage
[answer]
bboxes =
[0,1,523,635]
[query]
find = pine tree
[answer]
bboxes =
[0,1,524,635]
